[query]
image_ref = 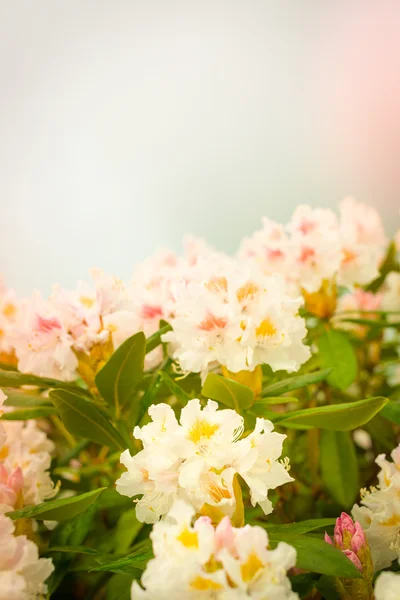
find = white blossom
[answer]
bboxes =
[352,443,400,570]
[374,570,400,600]
[116,400,292,523]
[131,500,298,599]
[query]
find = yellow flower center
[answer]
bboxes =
[256,318,277,338]
[240,552,264,582]
[188,419,219,444]
[0,445,9,460]
[177,527,199,548]
[2,303,16,318]
[237,282,259,303]
[190,576,223,591]
[80,296,95,309]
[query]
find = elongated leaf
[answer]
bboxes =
[158,371,191,405]
[317,330,357,390]
[262,369,332,397]
[276,397,388,431]
[50,389,125,450]
[114,508,144,554]
[3,389,52,407]
[0,406,57,420]
[262,518,336,536]
[366,241,399,293]
[8,488,106,521]
[45,546,101,555]
[254,396,298,406]
[0,369,90,395]
[90,541,153,574]
[95,332,145,415]
[320,430,359,508]
[202,373,254,411]
[381,399,400,425]
[145,324,171,354]
[268,533,361,578]
[46,501,98,594]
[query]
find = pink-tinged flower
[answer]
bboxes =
[0,465,23,509]
[0,513,54,599]
[131,500,299,599]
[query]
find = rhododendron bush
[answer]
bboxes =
[1,198,400,599]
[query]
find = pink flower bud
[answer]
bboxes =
[324,532,333,545]
[351,522,367,554]
[343,550,363,572]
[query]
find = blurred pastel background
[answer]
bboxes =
[1,1,399,294]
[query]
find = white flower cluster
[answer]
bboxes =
[163,263,310,378]
[131,500,298,600]
[352,443,400,570]
[0,198,390,384]
[0,389,55,598]
[239,198,387,293]
[116,400,292,524]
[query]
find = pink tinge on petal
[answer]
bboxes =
[343,549,363,573]
[141,305,163,320]
[195,516,212,528]
[0,464,9,484]
[8,467,24,494]
[335,512,356,542]
[298,246,316,264]
[351,522,366,554]
[215,516,236,554]
[0,483,17,507]
[324,532,333,546]
[36,315,62,333]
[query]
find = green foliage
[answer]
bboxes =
[8,488,106,521]
[317,329,358,390]
[276,396,388,430]
[202,372,254,410]
[95,332,146,417]
[320,430,359,508]
[50,389,126,450]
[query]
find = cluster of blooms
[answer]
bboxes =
[239,197,387,293]
[131,499,299,600]
[116,400,292,523]
[0,390,54,597]
[352,443,400,570]
[0,198,393,386]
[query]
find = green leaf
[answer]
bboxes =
[45,546,101,555]
[114,508,144,554]
[0,406,57,420]
[201,373,254,411]
[254,396,298,406]
[366,241,399,293]
[381,399,400,425]
[46,502,98,594]
[0,369,90,395]
[107,574,133,600]
[268,533,361,578]
[95,332,145,416]
[90,541,153,574]
[317,330,358,390]
[262,518,336,536]
[276,397,388,431]
[320,430,359,508]
[50,389,125,450]
[315,575,341,600]
[262,369,332,397]
[145,323,171,354]
[8,487,106,521]
[158,371,192,405]
[3,389,53,407]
